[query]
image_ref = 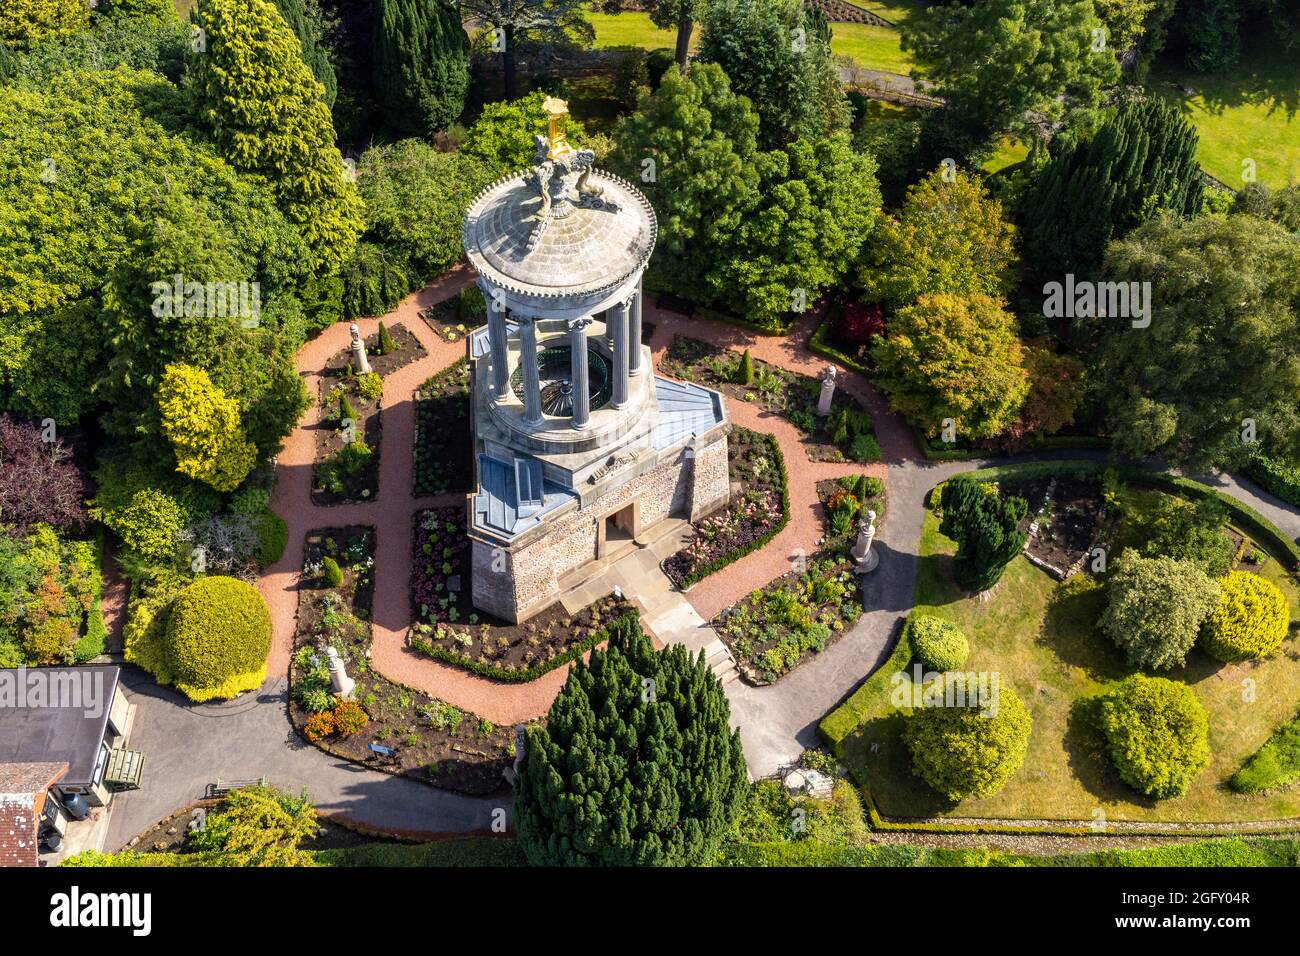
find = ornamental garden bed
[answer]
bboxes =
[413,360,473,496]
[420,287,486,344]
[310,323,425,505]
[662,426,788,589]
[658,335,880,462]
[817,474,887,545]
[288,525,514,795]
[713,555,863,685]
[1002,475,1103,577]
[829,473,1300,826]
[406,505,638,681]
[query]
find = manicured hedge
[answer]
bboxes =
[807,312,870,378]
[407,612,637,684]
[1244,451,1300,508]
[673,434,791,591]
[1231,714,1300,795]
[163,576,272,702]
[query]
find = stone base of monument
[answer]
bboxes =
[853,549,880,575]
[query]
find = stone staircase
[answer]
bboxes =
[702,637,740,686]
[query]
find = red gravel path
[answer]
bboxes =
[256,279,914,724]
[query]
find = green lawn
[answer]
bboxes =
[981,137,1030,175]
[587,12,684,52]
[1151,40,1300,188]
[587,12,914,77]
[830,22,914,76]
[840,487,1300,825]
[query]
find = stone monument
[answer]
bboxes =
[851,509,879,574]
[460,99,731,623]
[325,646,356,699]
[817,364,837,416]
[349,323,370,374]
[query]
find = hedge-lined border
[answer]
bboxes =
[818,458,1300,836]
[670,433,792,591]
[407,611,638,684]
[807,311,871,378]
[1244,451,1300,509]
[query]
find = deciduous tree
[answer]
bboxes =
[1100,554,1219,670]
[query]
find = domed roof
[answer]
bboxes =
[463,167,657,300]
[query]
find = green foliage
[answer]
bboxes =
[1093,213,1300,471]
[937,477,1028,593]
[608,64,879,327]
[902,0,1119,150]
[735,349,754,385]
[0,69,310,458]
[697,0,848,148]
[321,555,344,588]
[1201,570,1290,662]
[1097,674,1210,799]
[163,575,272,702]
[1127,495,1234,575]
[906,615,969,672]
[1231,713,1300,794]
[902,676,1031,801]
[356,371,383,401]
[1100,554,1219,670]
[859,168,1018,313]
[188,785,320,866]
[354,140,494,285]
[158,364,259,493]
[460,90,589,175]
[4,11,188,83]
[873,293,1029,442]
[188,0,363,271]
[253,509,288,567]
[340,242,416,319]
[0,525,99,666]
[515,616,749,866]
[375,0,468,135]
[376,322,398,356]
[1020,97,1204,282]
[95,0,175,22]
[270,0,336,106]
[459,0,592,99]
[0,0,88,47]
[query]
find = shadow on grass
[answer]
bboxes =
[1065,695,1159,811]
[1037,576,1126,681]
[843,710,952,818]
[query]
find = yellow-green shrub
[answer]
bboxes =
[1201,571,1290,662]
[163,576,272,702]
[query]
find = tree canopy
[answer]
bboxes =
[515,615,749,866]
[374,0,468,135]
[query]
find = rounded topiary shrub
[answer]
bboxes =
[907,614,969,672]
[1200,570,1290,662]
[1097,674,1209,799]
[902,675,1031,801]
[163,576,272,702]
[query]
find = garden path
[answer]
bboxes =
[109,280,1300,843]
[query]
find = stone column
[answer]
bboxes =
[487,305,510,401]
[628,282,644,376]
[349,323,371,374]
[568,318,592,430]
[610,300,630,409]
[519,318,543,426]
[817,364,837,416]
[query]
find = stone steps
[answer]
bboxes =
[702,638,740,686]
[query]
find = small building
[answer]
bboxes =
[0,762,67,867]
[460,99,730,622]
[0,665,140,860]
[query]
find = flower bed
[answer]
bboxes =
[713,556,863,685]
[289,525,515,795]
[413,360,473,496]
[310,323,425,504]
[658,335,879,462]
[407,506,637,681]
[663,427,789,589]
[817,474,887,544]
[420,287,485,344]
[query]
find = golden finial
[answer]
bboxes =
[542,96,572,161]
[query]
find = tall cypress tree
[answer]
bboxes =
[188,0,363,272]
[515,615,749,866]
[272,0,339,107]
[1019,96,1204,284]
[939,478,1028,593]
[374,0,469,135]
